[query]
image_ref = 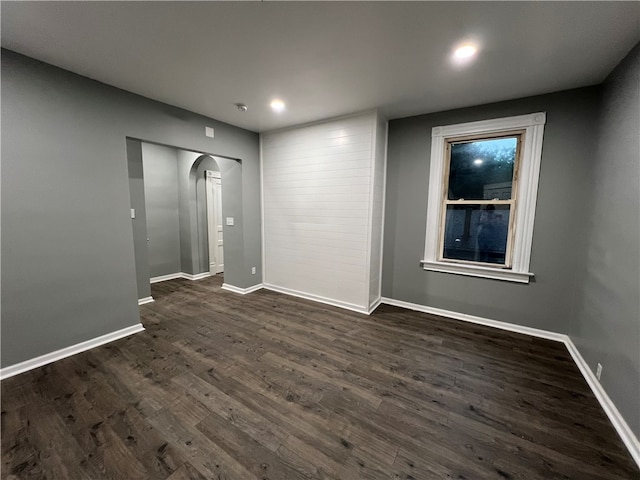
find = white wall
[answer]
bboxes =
[261,111,386,312]
[368,117,387,308]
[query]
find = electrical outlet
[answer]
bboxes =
[251,267,256,275]
[596,363,603,380]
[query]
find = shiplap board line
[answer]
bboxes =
[264,167,373,180]
[0,324,145,380]
[265,159,374,174]
[263,110,382,310]
[262,186,375,195]
[263,113,376,140]
[262,237,370,251]
[263,124,374,143]
[262,142,374,156]
[263,148,373,163]
[264,195,372,203]
[266,178,372,188]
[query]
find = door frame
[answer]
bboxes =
[205,170,223,274]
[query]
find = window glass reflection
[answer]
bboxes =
[448,137,517,200]
[443,204,510,265]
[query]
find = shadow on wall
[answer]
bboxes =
[127,139,244,298]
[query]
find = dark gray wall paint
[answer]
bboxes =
[214,158,245,283]
[175,151,243,280]
[141,143,181,278]
[126,139,151,299]
[194,157,220,274]
[1,50,261,367]
[177,150,197,274]
[574,43,640,437]
[194,156,245,276]
[382,87,601,332]
[132,146,241,280]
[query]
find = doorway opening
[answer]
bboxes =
[206,170,224,275]
[126,138,242,302]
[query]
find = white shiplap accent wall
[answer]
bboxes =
[368,116,387,308]
[262,112,384,311]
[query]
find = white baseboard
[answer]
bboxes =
[138,296,154,305]
[150,273,183,283]
[263,283,370,314]
[182,272,212,281]
[368,296,382,315]
[380,297,566,342]
[380,296,640,468]
[221,283,264,295]
[564,338,640,467]
[150,272,212,284]
[0,323,145,381]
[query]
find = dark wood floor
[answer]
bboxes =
[2,275,638,480]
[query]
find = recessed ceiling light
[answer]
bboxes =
[473,158,483,165]
[270,99,285,113]
[454,44,477,59]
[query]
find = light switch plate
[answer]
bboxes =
[226,217,234,226]
[205,126,215,138]
[130,208,136,219]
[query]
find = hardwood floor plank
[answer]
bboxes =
[2,274,637,480]
[147,408,258,480]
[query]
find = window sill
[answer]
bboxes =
[420,260,533,284]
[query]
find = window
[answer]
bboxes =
[422,112,546,283]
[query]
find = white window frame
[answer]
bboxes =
[421,112,546,283]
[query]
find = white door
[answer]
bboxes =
[206,170,224,274]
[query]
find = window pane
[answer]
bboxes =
[448,137,517,200]
[442,204,510,265]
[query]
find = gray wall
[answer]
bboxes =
[133,146,242,282]
[175,151,244,280]
[1,50,261,367]
[126,139,151,299]
[141,143,181,278]
[573,44,640,437]
[383,86,601,333]
[194,156,220,274]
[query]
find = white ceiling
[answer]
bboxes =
[2,2,639,133]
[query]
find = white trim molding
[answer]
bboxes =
[150,272,211,284]
[0,324,145,380]
[420,261,533,284]
[150,273,183,283]
[221,283,264,295]
[263,284,372,315]
[368,297,382,315]
[564,338,640,468]
[379,297,640,468]
[181,272,211,281]
[422,112,546,284]
[380,297,564,342]
[138,296,154,305]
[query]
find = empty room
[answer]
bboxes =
[1,2,639,479]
